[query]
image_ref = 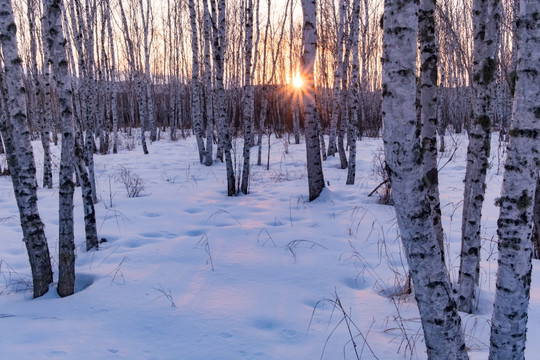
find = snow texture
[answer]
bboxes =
[0,132,539,359]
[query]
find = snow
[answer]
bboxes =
[0,132,539,359]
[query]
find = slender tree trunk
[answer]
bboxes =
[74,133,98,251]
[212,0,235,195]
[43,0,78,296]
[188,0,206,163]
[328,0,347,158]
[419,0,444,259]
[301,0,325,201]
[140,0,156,142]
[532,179,540,259]
[203,1,214,166]
[103,0,119,154]
[28,0,53,189]
[489,1,539,357]
[381,0,468,357]
[346,0,361,185]
[458,0,499,314]
[293,97,301,144]
[83,0,98,203]
[290,0,300,145]
[0,0,53,298]
[257,91,268,166]
[241,0,254,194]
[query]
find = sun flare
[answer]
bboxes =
[292,72,303,89]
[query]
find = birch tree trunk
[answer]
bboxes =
[203,1,214,166]
[489,1,539,357]
[241,0,254,194]
[83,0,98,202]
[28,0,53,189]
[0,0,54,298]
[213,0,236,195]
[327,0,347,158]
[290,0,300,145]
[534,180,540,258]
[457,0,499,314]
[256,0,271,167]
[140,0,156,142]
[73,132,98,252]
[43,0,78,296]
[381,0,468,357]
[188,0,206,163]
[346,0,361,185]
[301,0,325,201]
[419,0,444,258]
[105,0,119,154]
[65,0,99,252]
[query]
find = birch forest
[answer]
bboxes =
[0,0,538,358]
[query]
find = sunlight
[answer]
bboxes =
[292,72,303,89]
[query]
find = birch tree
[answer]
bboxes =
[327,0,347,158]
[240,0,254,194]
[489,0,539,356]
[104,0,119,154]
[188,0,206,163]
[419,0,444,257]
[42,0,77,297]
[82,0,99,201]
[0,0,54,298]
[301,0,325,201]
[290,0,301,144]
[346,0,360,185]
[457,0,499,314]
[139,0,156,142]
[256,0,271,167]
[203,1,214,166]
[28,0,53,189]
[212,0,236,195]
[381,0,468,357]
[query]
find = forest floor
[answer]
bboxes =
[0,131,539,359]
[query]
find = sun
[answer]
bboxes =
[292,72,303,89]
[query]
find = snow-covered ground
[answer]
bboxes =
[0,132,538,359]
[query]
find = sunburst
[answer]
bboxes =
[292,72,303,89]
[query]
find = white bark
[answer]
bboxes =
[346,0,361,185]
[489,0,539,357]
[419,0,444,258]
[256,0,271,166]
[458,0,499,314]
[241,0,254,195]
[105,0,119,154]
[0,0,53,298]
[327,0,347,158]
[293,97,300,144]
[381,0,468,357]
[533,180,540,258]
[301,0,325,201]
[139,0,156,142]
[212,0,235,195]
[290,0,300,145]
[203,2,214,166]
[43,0,78,296]
[28,0,53,189]
[83,0,98,202]
[188,0,206,163]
